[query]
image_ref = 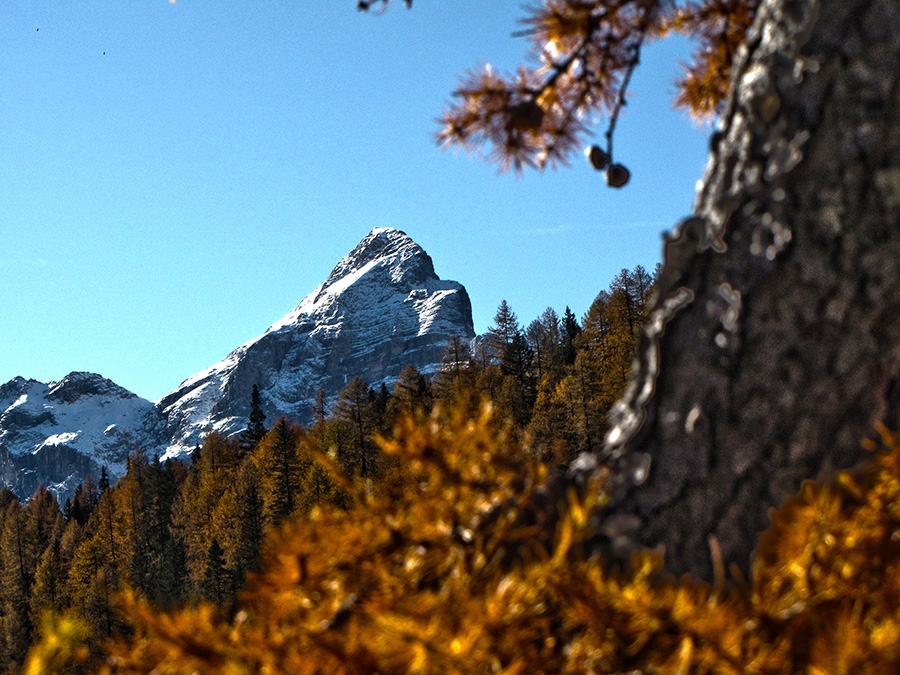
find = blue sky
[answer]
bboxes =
[1,1,711,402]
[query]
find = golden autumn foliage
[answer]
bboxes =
[362,1,761,171]
[27,409,900,674]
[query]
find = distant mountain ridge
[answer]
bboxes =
[0,373,167,500]
[0,228,475,501]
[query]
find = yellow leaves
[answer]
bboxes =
[870,617,900,652]
[24,612,91,675]
[670,0,761,118]
[432,1,762,171]
[97,411,900,674]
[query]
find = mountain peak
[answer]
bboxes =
[47,371,137,404]
[159,228,474,452]
[0,373,163,502]
[318,228,435,297]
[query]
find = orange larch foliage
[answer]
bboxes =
[28,409,900,674]
[361,1,761,172]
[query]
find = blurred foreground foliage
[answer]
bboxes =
[28,413,900,673]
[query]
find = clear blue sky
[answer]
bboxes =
[1,1,711,402]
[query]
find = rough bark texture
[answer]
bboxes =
[600,0,900,580]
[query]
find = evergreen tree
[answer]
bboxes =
[200,539,231,604]
[560,307,581,366]
[134,454,184,606]
[312,387,328,448]
[0,486,17,513]
[68,473,99,526]
[371,381,392,435]
[230,463,264,578]
[240,384,268,454]
[501,330,537,427]
[256,417,303,526]
[98,466,110,494]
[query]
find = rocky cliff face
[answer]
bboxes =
[156,227,475,453]
[0,373,167,501]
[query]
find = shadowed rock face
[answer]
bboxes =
[157,228,475,453]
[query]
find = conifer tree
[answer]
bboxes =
[240,384,268,454]
[0,486,17,513]
[30,538,64,630]
[433,335,475,405]
[560,307,581,367]
[66,533,119,640]
[487,300,519,357]
[57,518,85,591]
[134,454,184,606]
[171,432,241,601]
[0,488,64,668]
[335,377,381,479]
[501,330,537,427]
[210,460,264,603]
[68,474,99,526]
[369,381,392,436]
[26,486,64,560]
[388,364,433,420]
[312,387,327,430]
[98,466,110,494]
[256,417,303,526]
[200,538,231,604]
[299,435,345,512]
[363,0,759,173]
[0,496,33,669]
[230,463,264,576]
[526,308,564,388]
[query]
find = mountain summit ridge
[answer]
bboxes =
[0,228,475,499]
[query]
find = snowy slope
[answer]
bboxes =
[156,228,475,455]
[0,373,166,501]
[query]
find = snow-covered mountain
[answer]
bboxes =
[0,373,167,502]
[0,228,475,500]
[156,227,475,453]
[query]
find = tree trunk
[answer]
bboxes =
[600,0,900,580]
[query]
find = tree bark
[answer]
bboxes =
[600,0,900,580]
